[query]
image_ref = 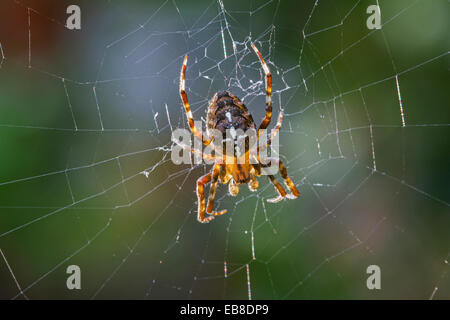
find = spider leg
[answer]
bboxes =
[257,108,283,155]
[248,174,259,192]
[197,164,227,223]
[253,154,285,202]
[267,175,287,203]
[252,163,262,176]
[228,179,239,196]
[261,158,300,202]
[273,158,300,199]
[219,165,231,184]
[172,136,216,162]
[206,164,228,216]
[267,108,283,147]
[251,43,272,131]
[197,171,215,223]
[180,55,212,146]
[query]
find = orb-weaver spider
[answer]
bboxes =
[179,43,299,223]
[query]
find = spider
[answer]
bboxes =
[179,43,299,223]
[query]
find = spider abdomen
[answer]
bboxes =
[206,91,255,138]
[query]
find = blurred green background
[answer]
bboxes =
[0,0,448,299]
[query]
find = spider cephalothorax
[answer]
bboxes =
[179,43,299,223]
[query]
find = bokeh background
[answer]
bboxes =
[0,0,448,299]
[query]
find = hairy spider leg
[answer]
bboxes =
[271,158,300,202]
[197,164,227,223]
[267,174,288,203]
[251,43,272,132]
[248,172,259,192]
[206,164,228,216]
[171,136,216,162]
[257,108,283,155]
[254,158,300,203]
[180,55,212,146]
[251,162,284,202]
